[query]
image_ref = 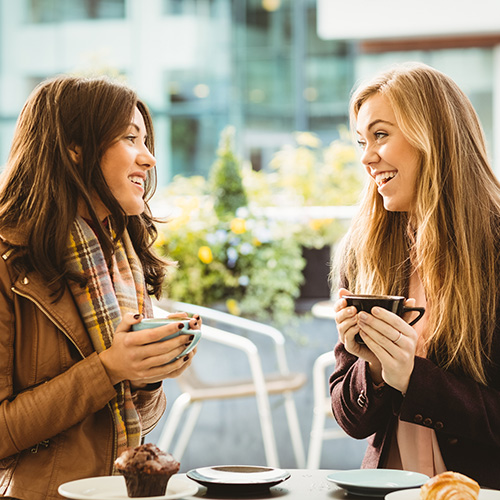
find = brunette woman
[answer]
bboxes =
[0,75,199,499]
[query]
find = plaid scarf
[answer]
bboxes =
[66,216,153,457]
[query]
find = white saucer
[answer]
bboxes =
[58,475,198,499]
[327,469,429,497]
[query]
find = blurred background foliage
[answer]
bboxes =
[154,126,363,323]
[1,3,495,325]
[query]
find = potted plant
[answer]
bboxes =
[154,127,362,321]
[242,129,363,299]
[155,128,306,324]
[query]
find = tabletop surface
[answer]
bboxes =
[180,468,391,500]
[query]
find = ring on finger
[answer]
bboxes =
[393,331,402,345]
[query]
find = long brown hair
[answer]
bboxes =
[0,75,168,298]
[337,62,500,384]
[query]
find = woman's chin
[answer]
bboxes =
[382,198,410,213]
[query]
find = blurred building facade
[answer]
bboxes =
[0,0,499,184]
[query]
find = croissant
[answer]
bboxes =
[420,471,480,499]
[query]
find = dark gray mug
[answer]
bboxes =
[345,294,425,344]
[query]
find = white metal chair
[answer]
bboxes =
[306,300,348,469]
[153,301,307,468]
[306,351,348,468]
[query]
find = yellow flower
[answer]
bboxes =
[295,131,321,148]
[230,218,246,234]
[309,218,334,231]
[198,246,213,264]
[168,214,190,231]
[154,231,167,248]
[226,298,241,316]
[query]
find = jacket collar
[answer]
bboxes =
[0,225,29,247]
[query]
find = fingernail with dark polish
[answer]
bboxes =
[189,335,195,341]
[194,315,201,320]
[133,313,141,320]
[178,323,185,329]
[193,321,198,326]
[183,355,189,362]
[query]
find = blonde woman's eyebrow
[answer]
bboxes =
[356,119,396,135]
[367,119,395,130]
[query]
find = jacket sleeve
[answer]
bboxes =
[329,340,402,439]
[0,352,117,458]
[133,385,167,436]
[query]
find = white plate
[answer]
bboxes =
[327,469,429,497]
[386,487,500,499]
[58,475,198,499]
[186,465,290,493]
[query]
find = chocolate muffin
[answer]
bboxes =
[114,443,180,497]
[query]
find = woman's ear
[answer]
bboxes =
[68,144,82,164]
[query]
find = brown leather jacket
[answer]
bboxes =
[0,231,167,499]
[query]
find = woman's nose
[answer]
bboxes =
[138,145,156,169]
[360,144,379,166]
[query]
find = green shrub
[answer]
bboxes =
[154,127,363,324]
[210,126,248,220]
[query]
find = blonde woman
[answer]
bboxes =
[331,62,500,489]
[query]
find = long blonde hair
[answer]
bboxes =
[338,62,500,384]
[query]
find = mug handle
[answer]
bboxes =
[403,306,425,326]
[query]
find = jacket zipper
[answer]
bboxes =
[30,439,50,453]
[12,285,119,467]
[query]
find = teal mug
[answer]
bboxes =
[131,318,201,362]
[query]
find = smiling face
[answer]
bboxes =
[96,107,156,218]
[356,93,421,212]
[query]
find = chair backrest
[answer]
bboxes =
[164,300,292,374]
[168,300,286,344]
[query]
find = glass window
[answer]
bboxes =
[244,0,292,50]
[163,0,195,16]
[163,0,220,17]
[5,1,495,180]
[27,0,125,23]
[168,113,229,177]
[27,0,59,23]
[167,71,232,177]
[243,57,294,126]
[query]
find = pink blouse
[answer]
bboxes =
[384,270,447,476]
